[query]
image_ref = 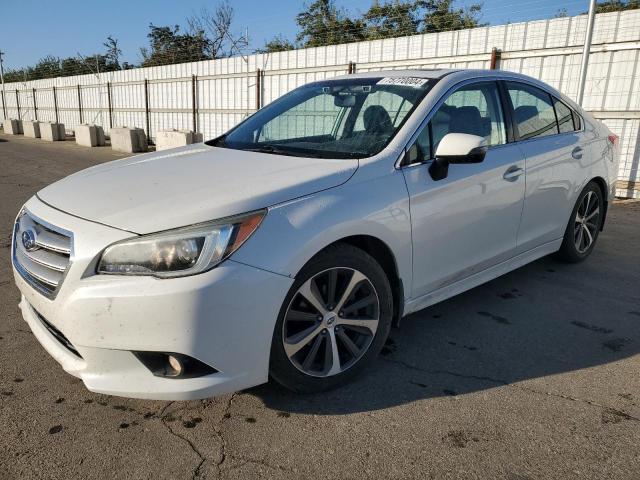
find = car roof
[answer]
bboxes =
[333,68,543,82]
[332,69,456,80]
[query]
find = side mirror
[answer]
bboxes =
[429,133,488,181]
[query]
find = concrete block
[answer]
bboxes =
[39,122,65,141]
[110,127,148,153]
[75,124,106,147]
[23,121,41,138]
[3,119,23,135]
[155,129,204,151]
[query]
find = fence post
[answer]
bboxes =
[77,85,83,124]
[255,68,262,110]
[106,82,113,129]
[32,88,38,121]
[15,90,20,119]
[577,0,597,106]
[52,86,59,124]
[489,48,501,70]
[191,74,197,133]
[144,79,151,142]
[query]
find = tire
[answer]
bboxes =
[269,244,393,393]
[555,181,604,263]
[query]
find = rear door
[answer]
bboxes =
[402,80,526,298]
[504,81,586,253]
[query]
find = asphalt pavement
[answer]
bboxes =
[1,133,639,479]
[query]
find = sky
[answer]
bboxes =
[0,0,590,70]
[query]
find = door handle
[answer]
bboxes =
[503,166,524,182]
[572,146,583,159]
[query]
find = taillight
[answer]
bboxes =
[608,134,619,146]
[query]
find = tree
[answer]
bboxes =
[418,0,484,34]
[362,0,420,39]
[594,0,639,13]
[140,24,209,67]
[259,35,296,53]
[293,0,483,48]
[296,0,366,47]
[103,36,122,70]
[555,8,569,18]
[30,56,62,80]
[187,1,249,58]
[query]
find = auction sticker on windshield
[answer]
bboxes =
[377,77,430,87]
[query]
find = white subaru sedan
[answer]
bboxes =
[12,69,619,399]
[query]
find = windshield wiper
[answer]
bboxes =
[242,144,307,157]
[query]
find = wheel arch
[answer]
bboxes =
[312,235,405,328]
[590,176,609,231]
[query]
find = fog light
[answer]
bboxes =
[167,354,183,377]
[132,352,218,378]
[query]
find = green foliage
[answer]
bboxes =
[259,35,296,53]
[2,0,492,80]
[140,24,209,67]
[363,0,420,39]
[293,0,484,48]
[296,0,366,47]
[418,0,484,33]
[594,0,639,13]
[3,52,119,82]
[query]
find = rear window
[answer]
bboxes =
[554,98,577,134]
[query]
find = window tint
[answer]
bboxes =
[217,78,435,159]
[433,82,506,150]
[353,90,414,131]
[259,94,344,142]
[405,81,505,164]
[506,82,558,140]
[554,98,575,133]
[573,111,582,131]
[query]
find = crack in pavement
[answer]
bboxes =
[214,392,237,474]
[226,454,294,474]
[381,357,640,422]
[160,413,206,480]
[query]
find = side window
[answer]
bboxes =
[554,98,575,134]
[506,82,558,140]
[573,111,582,131]
[405,81,505,164]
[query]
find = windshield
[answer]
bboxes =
[208,77,437,159]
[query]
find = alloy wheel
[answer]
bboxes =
[574,190,600,254]
[282,267,380,378]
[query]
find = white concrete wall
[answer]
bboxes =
[1,10,639,196]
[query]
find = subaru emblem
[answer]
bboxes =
[21,229,38,252]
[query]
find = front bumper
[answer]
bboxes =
[13,197,293,400]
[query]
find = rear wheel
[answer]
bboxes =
[556,181,604,262]
[269,244,393,393]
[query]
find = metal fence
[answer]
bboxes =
[1,9,639,197]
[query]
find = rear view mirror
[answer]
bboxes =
[333,94,356,108]
[429,133,488,181]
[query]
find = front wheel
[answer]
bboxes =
[269,244,393,393]
[556,181,604,263]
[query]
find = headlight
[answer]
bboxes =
[97,210,265,278]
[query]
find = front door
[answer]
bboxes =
[402,80,526,298]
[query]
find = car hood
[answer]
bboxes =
[38,144,358,234]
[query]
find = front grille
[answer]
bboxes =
[34,309,82,358]
[12,210,73,299]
